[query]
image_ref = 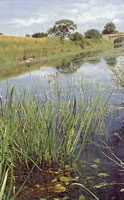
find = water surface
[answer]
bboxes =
[0,47,124,200]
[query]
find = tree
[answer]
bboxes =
[102,22,116,34]
[32,32,48,38]
[47,19,77,41]
[69,32,84,42]
[85,29,102,39]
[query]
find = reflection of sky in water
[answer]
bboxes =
[0,56,124,133]
[0,53,124,198]
[0,57,123,103]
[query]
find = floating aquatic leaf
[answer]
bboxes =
[94,182,112,188]
[97,173,109,177]
[62,196,70,200]
[40,198,47,200]
[60,176,69,182]
[94,158,100,163]
[120,188,124,192]
[59,176,78,183]
[65,165,71,169]
[54,184,66,193]
[91,164,98,169]
[54,169,61,174]
[52,178,57,183]
[79,194,86,200]
[36,184,40,188]
[35,183,66,193]
[86,176,94,180]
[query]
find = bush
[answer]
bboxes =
[32,32,48,38]
[25,34,30,37]
[85,29,102,39]
[102,22,116,34]
[69,32,84,42]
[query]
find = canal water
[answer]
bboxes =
[0,47,124,199]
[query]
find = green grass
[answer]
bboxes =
[0,83,109,199]
[0,35,113,80]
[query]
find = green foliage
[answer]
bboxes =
[0,33,3,35]
[32,32,48,38]
[25,34,30,37]
[0,84,109,198]
[69,32,84,42]
[102,22,116,34]
[85,29,102,39]
[48,19,77,41]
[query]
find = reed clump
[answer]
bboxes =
[0,85,109,199]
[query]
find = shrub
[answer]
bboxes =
[102,22,116,34]
[69,32,84,42]
[25,34,30,37]
[32,32,48,38]
[85,29,102,39]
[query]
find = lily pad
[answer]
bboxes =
[97,173,109,177]
[79,194,86,200]
[54,184,66,193]
[94,158,100,163]
[52,178,57,183]
[59,176,70,183]
[91,164,98,169]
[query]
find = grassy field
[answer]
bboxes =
[0,35,113,79]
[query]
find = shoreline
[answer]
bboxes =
[0,36,113,80]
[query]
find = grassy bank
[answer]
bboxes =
[0,35,113,79]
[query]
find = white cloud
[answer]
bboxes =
[9,16,49,28]
[1,0,124,35]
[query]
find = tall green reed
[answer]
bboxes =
[0,83,109,199]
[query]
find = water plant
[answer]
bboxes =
[0,84,109,199]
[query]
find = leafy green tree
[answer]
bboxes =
[85,29,102,39]
[102,22,116,34]
[69,32,84,42]
[48,19,77,41]
[0,33,3,35]
[25,34,30,37]
[32,32,48,38]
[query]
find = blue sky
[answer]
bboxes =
[0,0,124,36]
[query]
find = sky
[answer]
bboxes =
[0,0,124,36]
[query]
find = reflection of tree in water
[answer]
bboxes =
[56,59,82,74]
[55,52,101,74]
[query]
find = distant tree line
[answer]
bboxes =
[26,20,118,43]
